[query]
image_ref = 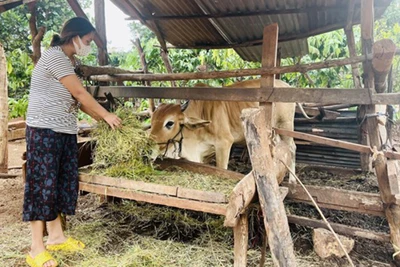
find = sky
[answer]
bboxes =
[88,0,133,52]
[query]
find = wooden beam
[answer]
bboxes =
[372,39,397,93]
[76,65,144,77]
[79,182,227,215]
[287,215,390,242]
[87,54,371,81]
[67,0,105,49]
[345,0,357,31]
[85,85,400,105]
[283,182,385,216]
[0,43,8,173]
[94,0,108,65]
[0,173,18,179]
[274,128,400,160]
[79,173,178,196]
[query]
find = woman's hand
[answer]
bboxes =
[103,113,122,130]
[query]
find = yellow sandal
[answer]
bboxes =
[26,250,58,267]
[46,237,85,252]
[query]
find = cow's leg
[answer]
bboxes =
[215,139,233,169]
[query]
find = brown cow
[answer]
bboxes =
[149,79,296,183]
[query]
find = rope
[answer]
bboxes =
[279,160,355,267]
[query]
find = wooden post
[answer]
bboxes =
[241,24,296,266]
[94,0,108,66]
[0,43,7,173]
[133,38,155,113]
[361,0,400,263]
[233,213,249,267]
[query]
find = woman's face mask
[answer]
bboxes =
[73,36,91,57]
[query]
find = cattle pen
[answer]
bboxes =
[2,0,400,266]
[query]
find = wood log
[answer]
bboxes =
[94,0,108,66]
[274,128,400,160]
[372,39,397,93]
[76,65,144,77]
[0,43,8,173]
[88,54,371,82]
[283,182,384,216]
[233,213,249,267]
[287,215,390,242]
[242,106,296,266]
[161,50,177,88]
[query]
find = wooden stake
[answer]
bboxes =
[240,23,296,267]
[0,43,8,173]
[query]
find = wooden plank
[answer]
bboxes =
[0,43,8,173]
[8,120,25,129]
[79,173,178,196]
[7,128,25,141]
[233,213,249,267]
[287,215,390,242]
[275,128,400,160]
[282,182,384,216]
[88,54,370,81]
[86,85,400,105]
[154,158,243,181]
[177,187,227,203]
[79,182,227,215]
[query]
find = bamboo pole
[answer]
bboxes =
[88,54,372,82]
[0,43,8,173]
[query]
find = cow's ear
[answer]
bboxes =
[183,117,211,129]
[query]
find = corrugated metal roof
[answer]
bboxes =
[111,0,392,62]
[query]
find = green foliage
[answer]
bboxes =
[8,95,28,119]
[6,49,33,98]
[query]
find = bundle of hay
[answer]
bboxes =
[90,107,156,178]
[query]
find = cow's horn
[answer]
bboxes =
[181,100,190,111]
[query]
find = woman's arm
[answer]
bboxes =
[60,74,121,129]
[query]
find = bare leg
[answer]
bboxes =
[46,214,67,245]
[30,220,57,267]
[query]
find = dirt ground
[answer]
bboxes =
[1,123,400,266]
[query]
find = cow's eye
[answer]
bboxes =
[165,121,174,129]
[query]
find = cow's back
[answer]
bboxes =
[185,79,295,144]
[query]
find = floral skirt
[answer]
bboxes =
[23,126,78,222]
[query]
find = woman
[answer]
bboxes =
[24,17,121,267]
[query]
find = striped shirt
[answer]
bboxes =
[26,46,81,134]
